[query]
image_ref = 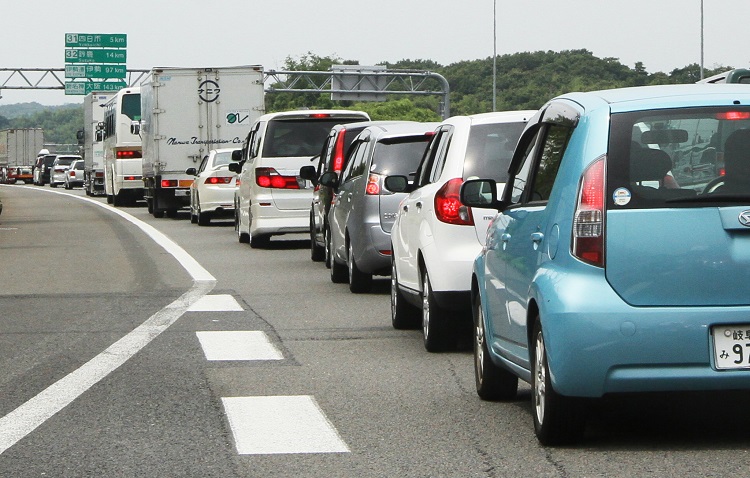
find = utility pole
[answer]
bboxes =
[493,0,497,111]
[700,0,705,80]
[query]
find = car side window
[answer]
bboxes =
[197,155,209,174]
[429,128,454,183]
[343,139,369,182]
[248,122,263,160]
[416,128,449,187]
[509,123,572,204]
[508,131,541,204]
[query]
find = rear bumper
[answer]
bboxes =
[250,205,308,235]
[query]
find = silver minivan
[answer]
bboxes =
[320,122,438,292]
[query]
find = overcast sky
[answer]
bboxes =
[1,0,748,106]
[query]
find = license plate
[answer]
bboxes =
[174,189,190,197]
[712,324,750,369]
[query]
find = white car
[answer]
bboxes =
[386,111,536,352]
[49,154,82,188]
[64,159,85,189]
[187,148,238,226]
[230,109,370,248]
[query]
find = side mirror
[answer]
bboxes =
[299,165,317,182]
[228,162,242,174]
[76,130,85,144]
[231,149,243,162]
[130,121,141,135]
[95,130,104,142]
[384,175,410,193]
[318,171,339,189]
[185,167,197,176]
[460,179,505,210]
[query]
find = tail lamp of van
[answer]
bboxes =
[255,167,300,189]
[435,178,474,225]
[116,150,142,159]
[332,129,347,172]
[572,157,605,267]
[205,176,233,185]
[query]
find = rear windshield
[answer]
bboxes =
[43,156,57,166]
[608,107,750,209]
[212,151,233,167]
[263,118,362,158]
[55,157,78,166]
[121,93,141,121]
[370,138,431,176]
[462,122,526,181]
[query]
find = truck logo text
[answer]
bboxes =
[198,80,220,103]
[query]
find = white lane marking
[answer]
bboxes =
[222,396,350,455]
[0,188,216,455]
[188,294,243,311]
[196,331,283,361]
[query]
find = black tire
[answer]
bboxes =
[390,255,420,329]
[64,181,71,190]
[166,209,178,218]
[250,233,271,249]
[50,183,58,188]
[422,270,454,352]
[348,240,372,293]
[531,318,586,446]
[329,230,348,283]
[310,213,325,262]
[190,210,198,224]
[113,193,124,207]
[474,294,518,400]
[324,226,332,269]
[106,194,114,204]
[235,207,250,243]
[197,208,211,226]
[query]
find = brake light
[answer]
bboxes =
[717,112,750,121]
[116,150,142,159]
[366,173,382,195]
[95,172,104,178]
[572,157,605,267]
[255,167,300,189]
[310,113,331,118]
[435,178,473,225]
[70,171,76,177]
[124,176,140,181]
[332,128,347,172]
[205,176,233,185]
[161,179,178,188]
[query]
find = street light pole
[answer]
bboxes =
[700,0,704,80]
[493,0,497,111]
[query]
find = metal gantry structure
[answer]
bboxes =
[0,67,451,119]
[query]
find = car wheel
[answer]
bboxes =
[50,183,57,188]
[531,317,586,446]
[64,181,71,190]
[422,270,453,352]
[106,194,114,204]
[113,193,124,207]
[236,208,250,243]
[329,230,347,283]
[197,207,211,226]
[474,293,518,400]
[190,209,198,224]
[310,213,325,262]
[390,255,419,329]
[347,240,372,293]
[250,233,270,249]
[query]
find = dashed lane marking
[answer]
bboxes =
[188,294,243,311]
[196,331,283,361]
[222,396,350,455]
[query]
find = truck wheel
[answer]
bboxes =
[197,209,211,226]
[106,194,113,204]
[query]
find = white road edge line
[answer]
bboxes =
[0,187,216,455]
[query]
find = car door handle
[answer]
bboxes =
[530,232,544,243]
[501,233,511,242]
[403,204,409,212]
[416,201,422,209]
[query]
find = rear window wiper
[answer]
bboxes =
[666,194,750,204]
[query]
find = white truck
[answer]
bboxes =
[81,92,112,196]
[0,128,44,184]
[138,66,265,217]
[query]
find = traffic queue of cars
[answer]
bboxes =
[187,84,750,445]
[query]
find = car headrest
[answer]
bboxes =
[630,148,672,182]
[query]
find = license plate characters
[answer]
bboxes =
[712,325,750,370]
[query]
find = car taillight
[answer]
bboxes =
[255,167,299,189]
[366,173,382,195]
[435,178,473,225]
[124,176,140,181]
[572,157,605,267]
[717,112,750,121]
[95,172,104,178]
[70,171,76,177]
[116,150,142,159]
[161,179,178,188]
[205,176,233,185]
[333,129,347,172]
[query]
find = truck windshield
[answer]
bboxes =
[121,94,141,121]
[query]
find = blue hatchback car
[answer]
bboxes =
[460,84,750,445]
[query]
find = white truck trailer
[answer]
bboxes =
[139,66,265,218]
[0,128,44,184]
[81,92,112,195]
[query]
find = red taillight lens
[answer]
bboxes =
[95,172,104,178]
[332,129,347,172]
[70,171,76,177]
[572,157,605,267]
[205,176,233,185]
[161,179,178,188]
[310,113,331,118]
[435,178,473,225]
[366,173,381,195]
[116,150,142,159]
[255,167,299,189]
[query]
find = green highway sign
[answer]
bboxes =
[65,33,127,48]
[65,81,127,95]
[65,64,127,79]
[65,49,127,64]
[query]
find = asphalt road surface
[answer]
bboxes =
[1,184,749,478]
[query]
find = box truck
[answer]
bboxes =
[81,92,112,195]
[0,128,44,184]
[138,66,265,217]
